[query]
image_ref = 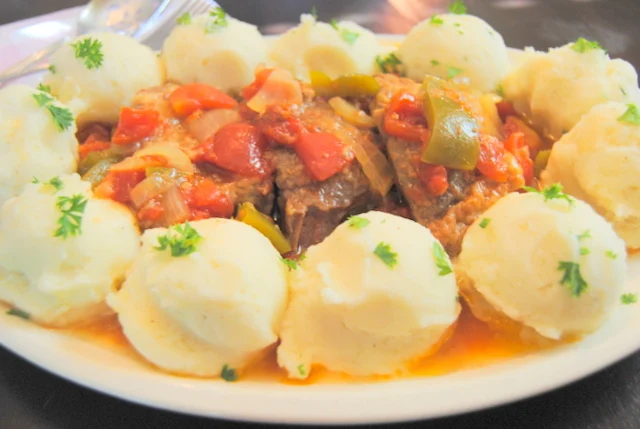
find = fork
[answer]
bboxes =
[0,0,216,86]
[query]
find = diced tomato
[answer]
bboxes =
[259,105,304,145]
[198,123,270,177]
[384,91,428,142]
[169,83,238,118]
[496,101,518,122]
[137,198,164,223]
[295,132,355,181]
[94,169,146,204]
[417,163,448,196]
[190,178,234,218]
[241,68,274,100]
[503,116,543,157]
[112,108,160,145]
[504,132,534,185]
[476,135,509,183]
[78,140,111,160]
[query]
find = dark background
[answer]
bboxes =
[2,1,640,428]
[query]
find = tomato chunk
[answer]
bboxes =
[78,140,111,160]
[241,68,274,100]
[191,178,234,218]
[94,169,146,204]
[417,163,448,197]
[476,135,509,183]
[198,123,270,177]
[112,108,160,145]
[259,105,304,145]
[384,91,428,142]
[169,83,238,118]
[504,132,534,185]
[295,132,355,181]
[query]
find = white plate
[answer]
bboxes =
[0,19,639,424]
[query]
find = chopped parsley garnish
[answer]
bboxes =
[571,37,604,54]
[577,230,591,241]
[176,12,191,25]
[32,92,74,131]
[605,250,618,259]
[206,7,228,33]
[374,242,398,269]
[523,183,575,207]
[330,19,360,45]
[446,66,464,79]
[430,15,444,25]
[432,242,453,276]
[617,104,640,125]
[37,83,51,94]
[496,84,504,97]
[281,257,299,271]
[621,293,638,305]
[311,5,318,19]
[48,64,57,74]
[70,37,104,69]
[54,194,88,239]
[6,308,30,320]
[449,0,467,14]
[479,218,491,229]
[558,261,588,297]
[431,59,440,66]
[34,176,64,191]
[297,364,307,377]
[580,247,590,255]
[221,364,238,382]
[155,222,203,257]
[376,52,402,74]
[348,215,370,230]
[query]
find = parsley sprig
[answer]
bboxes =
[449,0,467,14]
[71,37,104,69]
[281,257,299,271]
[330,19,360,45]
[523,183,575,207]
[558,261,588,297]
[37,83,52,94]
[432,242,453,276]
[33,176,64,192]
[430,15,444,25]
[376,52,403,74]
[621,293,638,305]
[571,37,604,54]
[206,7,228,33]
[176,12,191,25]
[155,223,203,257]
[348,215,370,230]
[374,242,398,269]
[33,92,74,131]
[54,194,88,239]
[617,104,640,125]
[221,364,238,382]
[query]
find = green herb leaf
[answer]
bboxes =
[32,92,74,131]
[297,364,307,377]
[479,218,491,229]
[348,215,370,230]
[311,5,318,19]
[221,364,238,382]
[330,19,360,45]
[376,52,402,73]
[617,104,640,125]
[577,230,591,241]
[446,66,464,79]
[523,183,575,207]
[37,83,51,94]
[280,257,299,271]
[430,15,444,25]
[374,242,398,269]
[431,59,440,66]
[32,177,40,184]
[432,241,453,276]
[580,247,590,255]
[449,0,467,14]
[48,64,57,74]
[496,84,504,97]
[176,12,191,25]
[605,250,618,259]
[621,293,638,305]
[206,7,228,32]
[571,37,604,54]
[54,194,88,239]
[37,176,64,192]
[155,222,203,257]
[6,308,30,320]
[71,37,104,69]
[558,261,588,297]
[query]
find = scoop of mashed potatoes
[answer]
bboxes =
[0,174,140,327]
[542,102,640,248]
[269,14,382,80]
[457,190,626,341]
[0,85,78,207]
[107,218,288,377]
[397,14,509,92]
[44,32,164,124]
[277,211,459,379]
[502,41,640,140]
[162,13,267,93]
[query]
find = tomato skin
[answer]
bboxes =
[417,163,448,196]
[94,169,146,203]
[384,91,428,142]
[504,132,534,185]
[169,83,238,118]
[198,123,270,177]
[476,135,509,183]
[295,132,355,181]
[112,108,160,145]
[191,178,234,218]
[241,69,274,100]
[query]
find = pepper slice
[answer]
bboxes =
[236,202,292,254]
[421,76,480,170]
[310,71,380,97]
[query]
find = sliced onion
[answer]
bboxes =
[161,185,189,226]
[134,145,194,173]
[186,109,241,142]
[479,93,504,138]
[341,134,394,196]
[247,69,303,114]
[328,97,376,128]
[130,174,175,208]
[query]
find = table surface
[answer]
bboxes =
[1,1,640,428]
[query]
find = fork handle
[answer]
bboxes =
[0,38,67,86]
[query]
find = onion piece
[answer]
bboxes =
[247,69,303,114]
[479,93,503,138]
[341,134,394,196]
[130,174,175,209]
[161,185,189,226]
[328,97,376,128]
[186,109,241,142]
[134,145,194,173]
